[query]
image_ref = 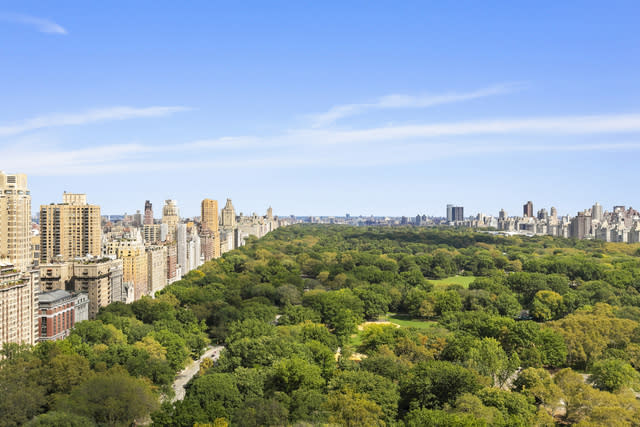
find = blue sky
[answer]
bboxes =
[1,1,640,218]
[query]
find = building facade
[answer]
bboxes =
[0,265,38,350]
[40,257,124,319]
[146,245,168,295]
[144,200,154,225]
[37,290,88,341]
[103,239,148,301]
[161,200,180,242]
[0,172,32,271]
[40,193,101,263]
[201,199,219,232]
[523,201,534,218]
[221,198,236,229]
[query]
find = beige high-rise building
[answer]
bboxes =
[0,172,32,272]
[162,200,180,242]
[40,193,101,263]
[103,239,148,301]
[221,198,236,229]
[0,265,38,350]
[146,245,168,295]
[201,199,220,259]
[201,199,219,232]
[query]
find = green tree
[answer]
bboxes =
[57,370,158,426]
[24,412,95,427]
[233,398,289,427]
[324,389,385,427]
[589,358,639,392]
[400,361,483,411]
[329,370,399,424]
[0,351,47,427]
[466,337,520,387]
[512,367,560,407]
[404,408,486,427]
[268,356,325,394]
[531,290,564,321]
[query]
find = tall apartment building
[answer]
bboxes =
[446,204,464,222]
[176,223,188,274]
[144,200,154,225]
[0,265,38,350]
[0,172,32,271]
[592,202,603,222]
[103,239,148,301]
[146,245,168,295]
[200,230,216,262]
[162,200,180,241]
[40,193,101,263]
[570,211,592,240]
[221,198,236,229]
[201,199,219,232]
[143,223,168,244]
[188,226,201,271]
[220,230,234,255]
[200,199,221,260]
[166,245,179,284]
[523,201,534,218]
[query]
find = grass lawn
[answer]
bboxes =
[428,275,475,290]
[349,332,363,347]
[384,313,440,330]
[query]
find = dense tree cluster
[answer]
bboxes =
[0,294,208,426]
[4,225,640,425]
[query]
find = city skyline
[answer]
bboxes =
[2,2,640,216]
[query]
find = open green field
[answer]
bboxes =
[349,312,449,347]
[385,313,440,330]
[428,275,475,290]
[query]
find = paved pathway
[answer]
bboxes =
[171,345,224,402]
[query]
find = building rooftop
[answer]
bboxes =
[39,289,73,303]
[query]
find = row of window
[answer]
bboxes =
[2,190,30,195]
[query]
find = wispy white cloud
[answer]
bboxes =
[0,13,67,34]
[6,130,640,176]
[309,83,523,127]
[298,113,640,145]
[0,106,190,137]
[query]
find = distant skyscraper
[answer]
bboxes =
[221,199,236,229]
[446,204,454,222]
[452,206,464,221]
[550,206,558,219]
[447,205,464,222]
[523,201,534,218]
[40,193,101,263]
[176,223,188,274]
[144,200,154,225]
[592,202,603,222]
[132,210,142,227]
[570,211,592,240]
[0,172,32,271]
[537,208,548,221]
[162,200,180,241]
[499,209,507,220]
[201,199,219,233]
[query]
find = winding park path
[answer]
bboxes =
[171,345,225,402]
